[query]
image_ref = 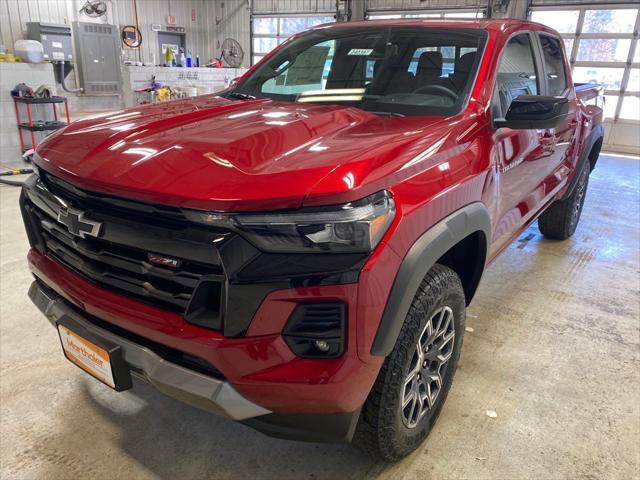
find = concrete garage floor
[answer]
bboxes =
[1,153,639,479]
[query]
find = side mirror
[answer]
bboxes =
[494,95,569,130]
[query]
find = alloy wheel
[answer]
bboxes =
[401,306,456,429]
[570,168,589,229]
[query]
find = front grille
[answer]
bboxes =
[38,210,201,312]
[41,170,192,228]
[22,172,227,327]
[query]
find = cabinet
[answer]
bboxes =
[72,22,121,95]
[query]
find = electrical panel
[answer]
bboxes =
[72,22,121,95]
[26,23,73,62]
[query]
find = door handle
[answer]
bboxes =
[540,131,555,142]
[539,131,556,148]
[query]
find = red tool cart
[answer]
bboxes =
[13,96,70,153]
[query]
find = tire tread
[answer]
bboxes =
[354,264,465,461]
[538,163,590,240]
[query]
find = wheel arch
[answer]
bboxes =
[370,202,491,357]
[560,122,604,200]
[588,134,603,171]
[436,230,488,305]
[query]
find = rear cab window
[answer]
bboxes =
[407,45,479,77]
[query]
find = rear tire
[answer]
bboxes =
[538,161,590,240]
[354,264,465,461]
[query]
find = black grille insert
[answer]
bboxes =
[24,173,226,324]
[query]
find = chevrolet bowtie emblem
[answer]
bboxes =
[57,207,102,238]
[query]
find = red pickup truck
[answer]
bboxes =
[21,19,603,460]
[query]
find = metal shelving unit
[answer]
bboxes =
[13,96,70,153]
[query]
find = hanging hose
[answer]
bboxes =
[58,62,83,93]
[0,178,27,186]
[0,168,33,176]
[0,168,34,186]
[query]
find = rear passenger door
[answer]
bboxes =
[536,33,580,182]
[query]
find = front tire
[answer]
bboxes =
[354,264,465,461]
[538,161,590,240]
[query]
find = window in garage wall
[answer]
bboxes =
[530,5,640,122]
[367,10,485,20]
[252,15,335,65]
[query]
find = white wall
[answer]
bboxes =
[0,0,251,112]
[210,0,250,66]
[366,0,487,13]
[252,0,335,14]
[0,0,223,65]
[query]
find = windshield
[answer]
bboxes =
[230,26,488,117]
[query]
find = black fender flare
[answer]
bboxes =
[561,122,604,200]
[370,202,491,357]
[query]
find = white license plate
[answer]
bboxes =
[58,324,115,388]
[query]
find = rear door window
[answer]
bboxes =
[493,33,540,118]
[539,34,568,96]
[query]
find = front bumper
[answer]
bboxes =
[29,279,271,421]
[28,278,363,442]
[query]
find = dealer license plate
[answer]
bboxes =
[58,324,116,388]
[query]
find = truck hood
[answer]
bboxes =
[35,95,464,211]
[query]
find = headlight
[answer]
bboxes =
[184,190,395,253]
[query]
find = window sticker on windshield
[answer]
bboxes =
[348,48,373,56]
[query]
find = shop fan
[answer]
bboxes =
[221,38,244,68]
[79,0,107,17]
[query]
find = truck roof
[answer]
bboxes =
[315,18,560,36]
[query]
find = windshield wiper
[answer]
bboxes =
[227,92,256,100]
